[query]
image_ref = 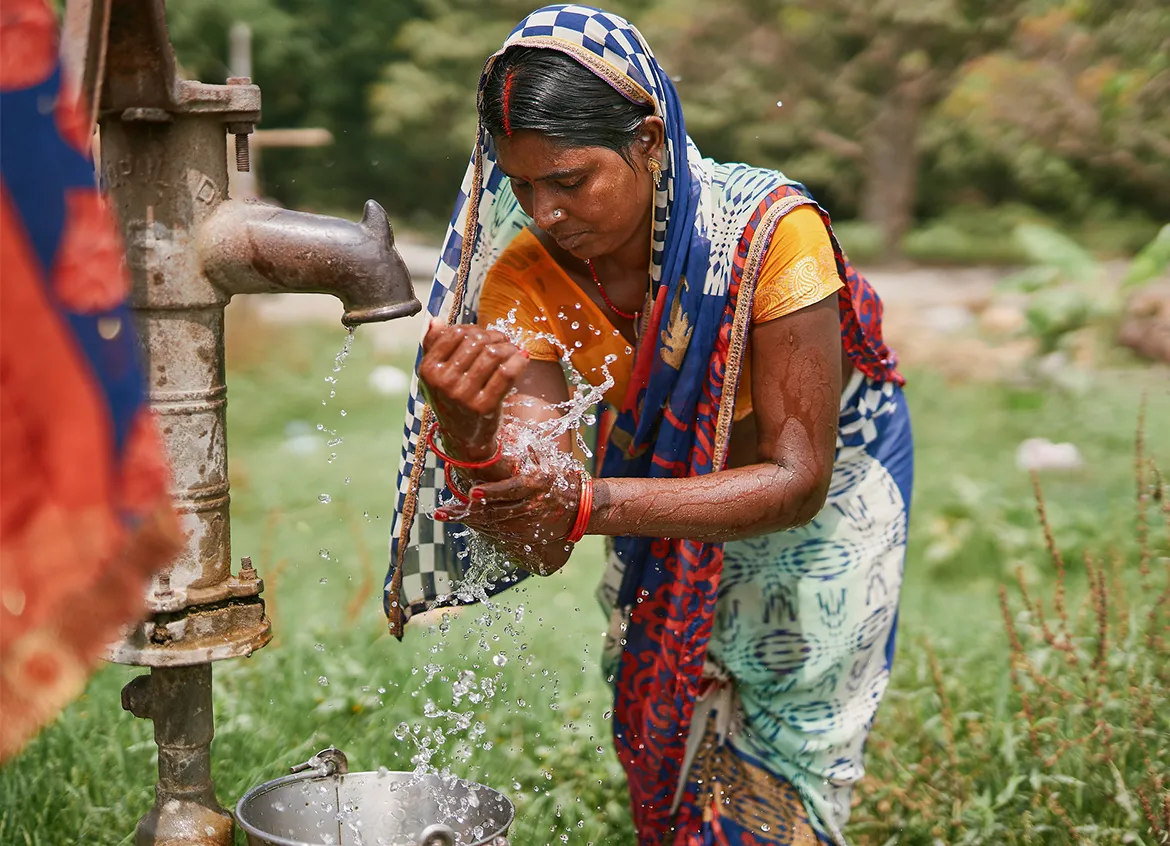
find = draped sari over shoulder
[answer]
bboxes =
[386,6,908,844]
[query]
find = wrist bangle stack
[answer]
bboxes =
[565,472,593,543]
[428,420,502,505]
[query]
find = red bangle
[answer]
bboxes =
[565,473,593,543]
[426,420,502,469]
[443,461,471,504]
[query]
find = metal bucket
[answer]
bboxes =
[236,749,514,846]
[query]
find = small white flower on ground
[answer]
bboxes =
[1015,438,1084,472]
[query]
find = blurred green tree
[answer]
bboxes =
[167,0,424,215]
[935,0,1170,234]
[637,0,1021,256]
[167,0,1169,251]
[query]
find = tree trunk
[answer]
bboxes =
[861,83,924,261]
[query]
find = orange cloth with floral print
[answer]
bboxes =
[0,0,180,763]
[478,206,843,420]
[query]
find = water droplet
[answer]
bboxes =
[319,549,330,559]
[340,409,347,416]
[319,577,328,585]
[761,823,771,832]
[492,653,507,667]
[318,494,332,504]
[318,676,329,686]
[314,642,325,652]
[344,476,351,485]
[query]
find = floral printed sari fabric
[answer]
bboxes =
[0,0,180,762]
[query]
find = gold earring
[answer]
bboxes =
[648,157,662,189]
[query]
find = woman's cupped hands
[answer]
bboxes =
[417,322,580,557]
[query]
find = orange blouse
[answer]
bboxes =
[478,205,843,421]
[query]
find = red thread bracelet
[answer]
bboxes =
[426,420,502,469]
[565,473,593,543]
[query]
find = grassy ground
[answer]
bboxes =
[1,318,1167,846]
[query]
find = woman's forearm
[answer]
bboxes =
[589,462,829,543]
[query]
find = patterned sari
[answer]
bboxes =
[385,6,912,844]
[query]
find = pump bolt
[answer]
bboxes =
[235,134,251,172]
[226,77,254,173]
[155,573,173,598]
[239,556,257,581]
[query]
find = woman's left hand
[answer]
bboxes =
[439,451,581,550]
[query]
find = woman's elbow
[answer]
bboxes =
[719,469,831,542]
[762,465,832,534]
[792,472,831,527]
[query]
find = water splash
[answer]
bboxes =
[324,307,620,842]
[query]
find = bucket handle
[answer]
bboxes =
[289,747,349,778]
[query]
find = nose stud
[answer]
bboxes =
[552,209,564,220]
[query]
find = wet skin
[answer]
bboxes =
[417,121,846,575]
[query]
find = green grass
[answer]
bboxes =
[1,320,1167,845]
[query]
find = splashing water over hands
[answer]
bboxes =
[418,311,614,575]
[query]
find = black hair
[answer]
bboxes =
[480,46,654,163]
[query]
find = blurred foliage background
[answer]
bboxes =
[167,0,1170,261]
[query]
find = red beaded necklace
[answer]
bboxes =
[585,259,641,322]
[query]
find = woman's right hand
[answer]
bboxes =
[417,320,529,463]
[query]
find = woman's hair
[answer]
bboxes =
[481,46,654,164]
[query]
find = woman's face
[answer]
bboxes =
[493,118,664,260]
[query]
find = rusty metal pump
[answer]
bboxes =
[62,2,423,843]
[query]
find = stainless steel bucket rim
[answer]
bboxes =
[234,769,515,846]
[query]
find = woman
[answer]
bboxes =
[386,6,913,844]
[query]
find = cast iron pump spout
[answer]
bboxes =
[199,198,420,327]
